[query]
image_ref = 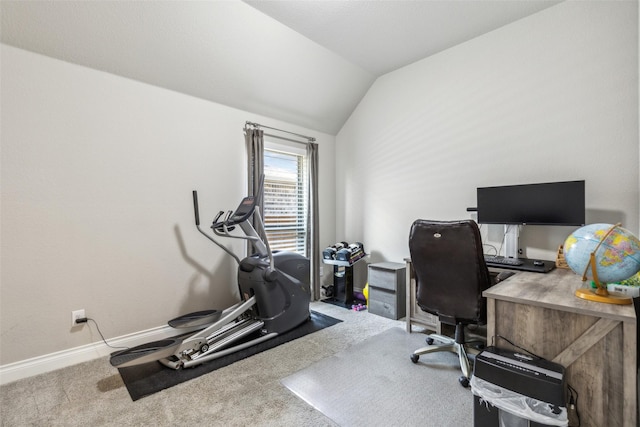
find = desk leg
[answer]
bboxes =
[486,298,495,347]
[623,320,637,427]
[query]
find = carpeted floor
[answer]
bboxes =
[5,300,633,426]
[0,302,405,426]
[118,310,341,400]
[282,327,473,426]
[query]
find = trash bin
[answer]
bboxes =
[471,346,568,427]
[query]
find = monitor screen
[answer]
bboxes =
[477,180,585,226]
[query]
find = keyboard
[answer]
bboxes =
[484,256,524,266]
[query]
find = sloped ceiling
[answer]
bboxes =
[1,0,561,134]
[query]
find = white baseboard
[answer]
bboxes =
[0,325,179,385]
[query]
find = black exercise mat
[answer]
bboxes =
[117,311,341,401]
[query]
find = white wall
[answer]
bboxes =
[337,1,639,264]
[0,45,336,366]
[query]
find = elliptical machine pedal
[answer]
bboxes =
[168,310,222,329]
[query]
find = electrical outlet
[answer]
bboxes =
[71,309,86,327]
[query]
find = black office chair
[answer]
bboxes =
[408,219,498,388]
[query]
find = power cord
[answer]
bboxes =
[495,226,506,257]
[478,224,498,256]
[479,224,511,257]
[496,334,542,359]
[483,243,499,256]
[76,317,129,350]
[567,384,580,426]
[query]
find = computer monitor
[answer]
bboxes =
[477,180,585,226]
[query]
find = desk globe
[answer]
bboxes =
[564,223,640,304]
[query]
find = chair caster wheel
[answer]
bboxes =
[410,354,419,363]
[426,337,434,345]
[459,376,470,388]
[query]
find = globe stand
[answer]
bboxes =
[574,224,633,305]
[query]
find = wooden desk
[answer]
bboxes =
[485,268,637,427]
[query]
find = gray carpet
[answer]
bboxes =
[282,326,473,426]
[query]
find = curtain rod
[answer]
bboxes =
[244,121,316,143]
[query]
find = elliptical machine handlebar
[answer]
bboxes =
[212,210,225,226]
[193,190,201,226]
[191,190,275,275]
[192,191,241,264]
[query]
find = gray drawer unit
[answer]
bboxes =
[368,262,406,319]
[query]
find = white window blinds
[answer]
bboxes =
[263,148,308,256]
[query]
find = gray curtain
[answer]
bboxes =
[307,142,321,301]
[245,126,321,301]
[245,127,264,204]
[245,128,264,255]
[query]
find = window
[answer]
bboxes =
[263,145,308,256]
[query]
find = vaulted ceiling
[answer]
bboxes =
[1,0,561,134]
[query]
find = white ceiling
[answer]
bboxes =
[244,0,562,76]
[1,0,561,134]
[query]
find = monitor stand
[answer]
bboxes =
[504,225,520,259]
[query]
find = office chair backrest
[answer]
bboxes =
[409,219,492,325]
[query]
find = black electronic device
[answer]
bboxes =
[477,180,585,226]
[473,346,567,427]
[484,256,555,273]
[484,255,523,266]
[474,346,565,405]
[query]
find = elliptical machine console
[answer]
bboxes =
[110,190,311,370]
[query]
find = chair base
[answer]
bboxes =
[410,329,484,388]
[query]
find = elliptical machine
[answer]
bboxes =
[110,190,311,369]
